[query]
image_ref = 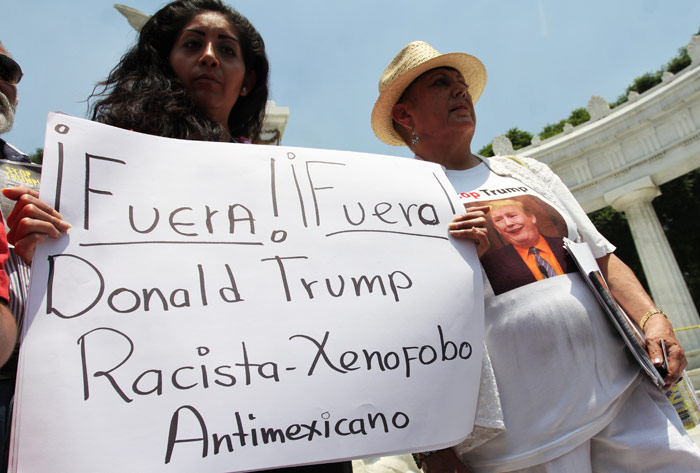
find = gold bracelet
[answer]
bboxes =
[640,309,667,331]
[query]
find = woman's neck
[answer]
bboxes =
[412,136,480,170]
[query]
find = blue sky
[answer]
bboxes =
[4,1,700,159]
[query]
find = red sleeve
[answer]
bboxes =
[0,225,9,302]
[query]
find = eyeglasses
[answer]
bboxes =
[0,54,23,84]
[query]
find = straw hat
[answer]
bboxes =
[371,41,487,146]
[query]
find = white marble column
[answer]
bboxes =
[604,176,700,360]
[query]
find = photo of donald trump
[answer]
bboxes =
[475,197,577,295]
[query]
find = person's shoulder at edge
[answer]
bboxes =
[0,138,30,163]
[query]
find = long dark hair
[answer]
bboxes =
[89,0,269,142]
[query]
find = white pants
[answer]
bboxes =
[507,380,700,473]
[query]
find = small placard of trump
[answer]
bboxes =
[10,113,484,473]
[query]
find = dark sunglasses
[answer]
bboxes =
[0,54,23,84]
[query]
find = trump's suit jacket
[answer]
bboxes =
[480,235,577,295]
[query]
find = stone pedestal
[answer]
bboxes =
[605,177,700,365]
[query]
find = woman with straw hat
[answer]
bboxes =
[372,41,700,473]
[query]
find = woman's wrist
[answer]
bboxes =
[640,308,668,332]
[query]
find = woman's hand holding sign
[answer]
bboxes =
[448,204,491,257]
[2,185,71,264]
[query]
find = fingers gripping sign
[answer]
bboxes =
[448,204,491,257]
[2,185,72,264]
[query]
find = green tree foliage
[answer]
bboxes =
[629,72,663,94]
[29,148,43,164]
[478,142,494,157]
[611,46,692,107]
[506,127,533,149]
[539,121,565,140]
[539,108,590,140]
[568,108,591,126]
[666,47,691,74]
[478,127,533,157]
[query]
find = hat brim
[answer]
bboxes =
[371,52,487,146]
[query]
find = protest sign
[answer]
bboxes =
[11,113,484,473]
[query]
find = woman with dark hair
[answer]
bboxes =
[4,0,271,263]
[1,2,351,472]
[91,0,269,143]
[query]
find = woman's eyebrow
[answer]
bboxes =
[182,29,240,43]
[424,70,447,81]
[426,68,461,81]
[219,34,239,43]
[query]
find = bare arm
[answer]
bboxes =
[597,253,686,388]
[0,301,17,367]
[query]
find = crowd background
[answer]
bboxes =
[4,0,700,160]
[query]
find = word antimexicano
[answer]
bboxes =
[165,408,410,464]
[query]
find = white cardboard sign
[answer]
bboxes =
[11,114,484,473]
